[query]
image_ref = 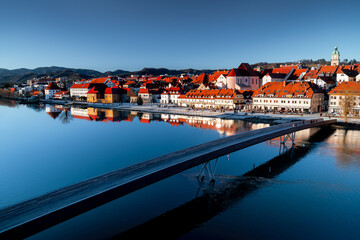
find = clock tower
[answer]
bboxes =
[331,46,340,66]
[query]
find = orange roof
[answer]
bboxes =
[54,90,69,96]
[191,73,208,84]
[124,80,135,86]
[303,70,319,80]
[31,91,42,96]
[317,65,338,75]
[208,70,229,82]
[105,86,121,94]
[138,88,149,94]
[90,77,108,84]
[178,89,235,100]
[45,82,60,90]
[140,118,150,123]
[87,87,98,94]
[253,81,321,99]
[328,81,360,95]
[70,83,90,89]
[272,66,297,74]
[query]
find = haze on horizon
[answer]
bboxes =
[1,0,359,72]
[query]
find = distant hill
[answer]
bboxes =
[116,68,216,77]
[0,66,102,83]
[0,66,219,83]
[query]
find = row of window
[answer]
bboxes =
[254,99,309,104]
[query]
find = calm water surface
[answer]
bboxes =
[0,101,359,240]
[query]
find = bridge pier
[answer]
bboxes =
[280,132,296,146]
[197,157,218,182]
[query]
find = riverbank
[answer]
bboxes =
[11,98,360,126]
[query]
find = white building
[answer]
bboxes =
[70,83,91,98]
[161,87,182,104]
[44,82,61,99]
[252,81,324,113]
[328,81,360,116]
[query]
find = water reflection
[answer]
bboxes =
[54,105,270,136]
[325,129,360,169]
[112,127,336,239]
[0,99,17,108]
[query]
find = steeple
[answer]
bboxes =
[331,46,340,66]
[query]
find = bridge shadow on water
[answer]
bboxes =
[111,126,335,240]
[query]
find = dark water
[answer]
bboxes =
[0,101,359,239]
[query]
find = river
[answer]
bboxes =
[0,100,359,239]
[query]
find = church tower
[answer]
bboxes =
[331,46,340,66]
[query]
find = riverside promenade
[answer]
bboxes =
[41,99,360,124]
[0,118,336,239]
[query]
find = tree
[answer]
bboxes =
[339,92,357,121]
[349,59,357,64]
[137,96,143,105]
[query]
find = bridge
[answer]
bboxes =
[0,118,336,239]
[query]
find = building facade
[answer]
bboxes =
[252,81,324,113]
[328,81,360,116]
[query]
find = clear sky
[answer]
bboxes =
[0,0,359,72]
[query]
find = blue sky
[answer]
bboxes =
[0,0,359,72]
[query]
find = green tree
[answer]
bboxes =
[137,96,143,105]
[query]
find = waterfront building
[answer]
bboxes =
[70,83,91,98]
[44,82,61,99]
[178,89,237,110]
[53,90,70,99]
[226,63,260,90]
[138,88,152,103]
[87,87,101,103]
[252,81,324,113]
[161,87,182,104]
[120,88,138,103]
[104,86,121,103]
[328,81,360,116]
[331,46,340,66]
[233,90,253,110]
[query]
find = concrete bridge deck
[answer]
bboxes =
[0,118,336,239]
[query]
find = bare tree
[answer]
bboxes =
[339,92,357,121]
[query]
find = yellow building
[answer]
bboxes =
[87,87,101,103]
[104,86,121,103]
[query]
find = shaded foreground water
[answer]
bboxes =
[0,101,359,239]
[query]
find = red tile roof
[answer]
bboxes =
[54,90,69,96]
[138,88,149,94]
[271,66,297,75]
[87,87,98,94]
[90,77,108,84]
[70,83,91,89]
[208,70,229,82]
[105,86,121,94]
[253,81,321,99]
[191,73,208,84]
[45,82,60,90]
[328,81,360,95]
[178,89,236,100]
